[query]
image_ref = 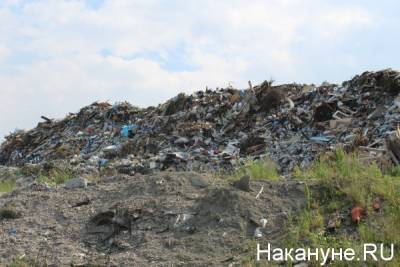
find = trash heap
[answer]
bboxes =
[1,69,400,174]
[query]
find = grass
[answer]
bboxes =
[9,255,41,267]
[36,163,74,186]
[294,149,400,209]
[19,164,43,177]
[233,156,280,181]
[0,179,15,192]
[284,149,400,266]
[0,162,75,190]
[0,167,17,193]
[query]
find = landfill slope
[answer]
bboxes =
[2,69,400,173]
[1,69,400,265]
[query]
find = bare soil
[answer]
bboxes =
[0,172,305,266]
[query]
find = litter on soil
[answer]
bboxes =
[1,69,400,266]
[1,69,400,174]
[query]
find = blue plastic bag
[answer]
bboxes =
[121,124,138,137]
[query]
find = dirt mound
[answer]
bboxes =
[193,188,263,234]
[0,172,305,266]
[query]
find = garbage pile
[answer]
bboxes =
[1,69,400,173]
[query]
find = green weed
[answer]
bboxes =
[286,149,400,266]
[36,163,74,186]
[233,156,280,181]
[0,179,15,192]
[9,255,40,267]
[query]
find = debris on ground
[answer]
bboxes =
[1,69,400,265]
[1,69,400,174]
[351,206,364,224]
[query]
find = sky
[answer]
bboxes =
[0,0,399,139]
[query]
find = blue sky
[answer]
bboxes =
[0,0,399,139]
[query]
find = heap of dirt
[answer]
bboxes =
[0,172,305,266]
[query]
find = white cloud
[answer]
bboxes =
[314,6,372,39]
[0,0,388,139]
[0,46,9,60]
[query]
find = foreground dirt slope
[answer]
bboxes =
[0,172,305,266]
